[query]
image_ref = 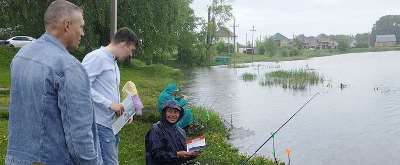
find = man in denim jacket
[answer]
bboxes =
[6,1,102,164]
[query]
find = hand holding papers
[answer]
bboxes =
[186,135,206,152]
[112,95,136,135]
[112,81,144,135]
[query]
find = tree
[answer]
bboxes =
[355,33,369,48]
[255,37,278,56]
[255,39,266,54]
[292,38,304,49]
[205,0,233,65]
[264,38,278,56]
[370,15,400,46]
[337,39,350,52]
[0,0,208,66]
[0,0,51,38]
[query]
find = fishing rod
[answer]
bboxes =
[240,92,320,165]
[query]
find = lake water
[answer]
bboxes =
[183,51,400,165]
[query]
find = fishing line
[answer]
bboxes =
[240,92,320,165]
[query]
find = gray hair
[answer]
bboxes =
[44,0,82,27]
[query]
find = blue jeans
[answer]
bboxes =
[97,124,119,165]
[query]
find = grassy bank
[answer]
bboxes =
[0,47,15,112]
[0,46,278,164]
[226,46,400,65]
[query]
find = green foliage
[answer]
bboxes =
[265,39,278,56]
[0,119,7,163]
[176,31,208,67]
[205,0,233,65]
[215,41,234,54]
[215,41,226,53]
[255,40,266,54]
[330,35,351,52]
[355,33,370,48]
[131,59,146,67]
[241,72,257,81]
[261,69,324,90]
[337,39,350,52]
[370,15,400,46]
[292,38,304,49]
[279,48,289,57]
[288,47,302,56]
[256,37,278,56]
[0,55,277,164]
[0,0,50,39]
[191,107,279,165]
[278,47,303,57]
[0,46,17,88]
[0,0,211,66]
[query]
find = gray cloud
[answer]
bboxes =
[191,0,400,43]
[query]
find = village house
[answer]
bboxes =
[375,34,397,47]
[271,33,290,47]
[295,34,337,49]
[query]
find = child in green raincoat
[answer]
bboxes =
[157,83,193,129]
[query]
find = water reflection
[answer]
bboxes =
[183,51,400,165]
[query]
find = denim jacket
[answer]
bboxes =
[6,33,102,165]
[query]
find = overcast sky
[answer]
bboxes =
[190,0,400,44]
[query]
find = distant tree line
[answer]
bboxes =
[0,0,232,67]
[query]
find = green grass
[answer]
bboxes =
[0,119,7,163]
[0,95,8,112]
[0,46,15,112]
[0,46,16,88]
[241,72,257,82]
[347,47,400,53]
[261,69,324,90]
[0,46,278,164]
[184,107,281,165]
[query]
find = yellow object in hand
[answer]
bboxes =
[122,81,138,97]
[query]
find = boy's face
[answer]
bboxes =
[115,42,136,61]
[165,108,180,124]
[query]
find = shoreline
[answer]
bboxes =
[216,47,400,66]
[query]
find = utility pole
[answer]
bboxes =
[231,18,239,53]
[250,25,256,63]
[206,5,215,66]
[231,18,239,67]
[206,6,211,47]
[110,0,117,40]
[245,32,248,54]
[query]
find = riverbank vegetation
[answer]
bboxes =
[242,72,257,82]
[0,46,280,165]
[261,70,324,90]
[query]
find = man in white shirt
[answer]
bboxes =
[82,27,139,165]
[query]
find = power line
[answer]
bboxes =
[230,18,239,67]
[230,18,239,53]
[250,25,256,63]
[110,0,117,39]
